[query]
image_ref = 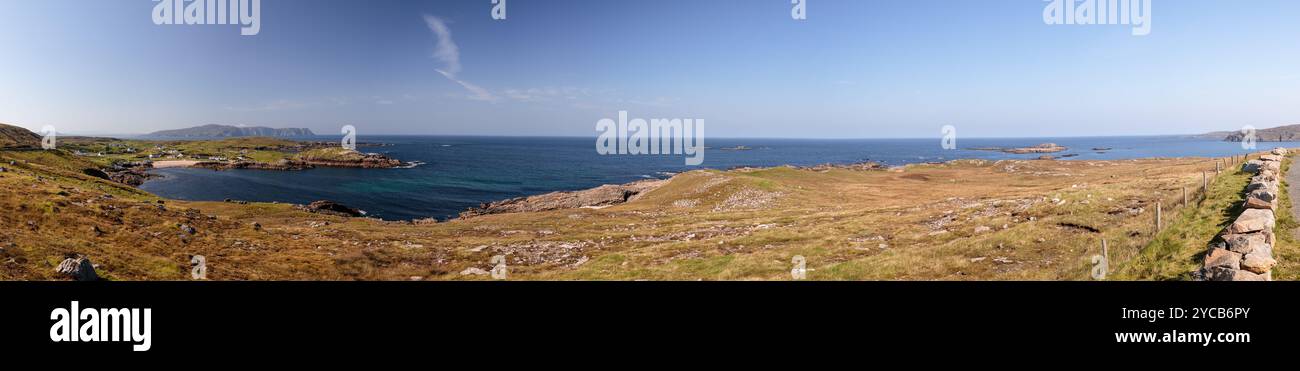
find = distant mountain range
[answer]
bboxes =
[145,124,315,138]
[1200,124,1300,142]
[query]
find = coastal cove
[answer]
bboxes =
[136,136,1300,221]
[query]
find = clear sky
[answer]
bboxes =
[2,0,1299,138]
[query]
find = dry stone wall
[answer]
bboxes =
[1196,148,1287,281]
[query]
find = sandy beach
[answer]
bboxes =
[151,160,201,168]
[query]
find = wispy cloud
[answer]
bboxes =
[437,70,497,102]
[423,14,497,102]
[422,15,461,76]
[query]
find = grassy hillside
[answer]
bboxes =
[58,136,309,166]
[1,135,1233,280]
[0,123,41,148]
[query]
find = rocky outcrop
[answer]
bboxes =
[55,254,98,281]
[303,200,367,217]
[298,155,403,169]
[460,179,668,219]
[1197,148,1287,281]
[108,169,150,186]
[1004,143,1068,154]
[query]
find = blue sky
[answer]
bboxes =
[1,0,1299,138]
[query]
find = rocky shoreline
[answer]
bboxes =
[459,178,669,219]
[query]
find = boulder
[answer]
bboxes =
[1246,184,1278,196]
[1204,267,1269,282]
[55,255,98,281]
[1241,253,1277,274]
[1271,148,1289,156]
[1242,174,1274,186]
[1203,248,1241,270]
[1229,209,1275,234]
[1243,160,1265,173]
[1200,267,1228,281]
[1265,160,1282,173]
[1221,233,1269,255]
[1244,189,1277,209]
[1260,154,1284,162]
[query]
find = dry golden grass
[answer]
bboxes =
[1,147,1234,281]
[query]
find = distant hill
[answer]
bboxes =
[0,123,42,148]
[1200,124,1300,142]
[145,124,315,138]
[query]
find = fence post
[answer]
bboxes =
[1156,201,1162,233]
[1202,171,1207,198]
[1103,239,1109,265]
[1183,187,1188,206]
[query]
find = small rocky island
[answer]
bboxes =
[970,143,1068,154]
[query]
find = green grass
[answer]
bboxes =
[1271,157,1300,279]
[1112,166,1252,281]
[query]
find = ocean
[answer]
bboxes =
[139,136,1298,221]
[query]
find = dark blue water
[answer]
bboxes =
[139,136,1298,221]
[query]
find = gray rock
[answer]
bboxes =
[178,224,197,235]
[1265,160,1282,173]
[1229,209,1275,234]
[1203,266,1238,281]
[1203,248,1241,270]
[1244,189,1277,209]
[55,255,98,281]
[1243,160,1265,173]
[1221,233,1268,255]
[1247,179,1278,193]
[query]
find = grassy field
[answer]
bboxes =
[1,143,1236,281]
[1110,163,1251,280]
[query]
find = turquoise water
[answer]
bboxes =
[139,136,1297,221]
